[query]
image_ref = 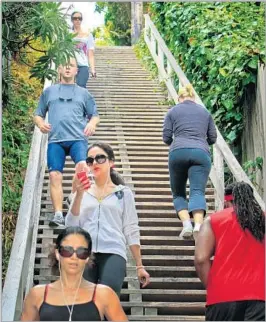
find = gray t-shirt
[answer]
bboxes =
[163,100,217,154]
[35,84,98,143]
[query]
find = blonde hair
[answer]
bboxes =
[178,84,195,99]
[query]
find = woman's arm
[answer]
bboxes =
[207,114,217,145]
[122,188,150,287]
[70,191,84,216]
[194,217,215,287]
[65,178,89,226]
[21,287,40,321]
[129,244,150,288]
[98,286,128,321]
[87,34,96,76]
[88,49,96,76]
[162,111,173,145]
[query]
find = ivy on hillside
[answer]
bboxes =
[141,2,265,145]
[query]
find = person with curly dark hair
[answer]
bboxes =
[21,227,127,321]
[194,181,265,321]
[224,182,237,208]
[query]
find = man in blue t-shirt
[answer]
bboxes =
[34,57,100,226]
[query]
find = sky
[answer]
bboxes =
[61,2,105,31]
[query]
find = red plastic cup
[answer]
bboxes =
[77,171,90,189]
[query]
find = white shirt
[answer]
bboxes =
[73,34,95,67]
[65,185,140,261]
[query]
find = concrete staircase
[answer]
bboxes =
[34,46,214,320]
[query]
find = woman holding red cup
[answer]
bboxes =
[65,142,150,297]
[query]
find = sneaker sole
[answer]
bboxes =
[49,221,65,228]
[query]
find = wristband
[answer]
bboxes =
[136,265,145,270]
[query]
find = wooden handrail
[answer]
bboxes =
[2,79,51,321]
[144,14,265,211]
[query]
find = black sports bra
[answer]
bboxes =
[39,284,102,321]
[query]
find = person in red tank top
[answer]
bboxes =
[194,181,265,321]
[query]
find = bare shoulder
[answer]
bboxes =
[29,284,46,297]
[25,284,46,308]
[95,284,118,299]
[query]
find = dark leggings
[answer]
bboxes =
[84,253,126,296]
[169,148,211,216]
[76,66,89,88]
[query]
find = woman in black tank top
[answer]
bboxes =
[21,227,127,321]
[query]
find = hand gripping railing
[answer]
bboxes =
[2,78,51,321]
[143,14,265,211]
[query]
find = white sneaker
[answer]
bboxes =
[49,213,65,227]
[179,227,193,239]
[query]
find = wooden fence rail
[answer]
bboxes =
[2,79,50,321]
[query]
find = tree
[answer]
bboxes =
[2,2,77,107]
[95,2,131,46]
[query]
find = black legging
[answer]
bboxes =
[83,252,126,296]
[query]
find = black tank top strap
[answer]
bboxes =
[92,284,97,302]
[43,284,49,302]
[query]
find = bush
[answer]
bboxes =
[138,2,265,146]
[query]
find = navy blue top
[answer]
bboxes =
[162,100,217,154]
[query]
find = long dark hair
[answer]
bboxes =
[49,227,92,270]
[232,181,265,242]
[225,182,236,196]
[71,11,83,30]
[87,142,125,186]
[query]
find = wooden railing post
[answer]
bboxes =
[167,60,173,100]
[158,45,164,82]
[213,145,224,211]
[150,32,156,58]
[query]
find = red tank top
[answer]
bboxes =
[207,207,265,305]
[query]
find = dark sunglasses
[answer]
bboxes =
[86,154,108,166]
[59,97,72,102]
[72,17,82,21]
[58,246,90,260]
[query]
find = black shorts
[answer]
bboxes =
[206,300,265,321]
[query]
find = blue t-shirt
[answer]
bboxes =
[35,84,98,143]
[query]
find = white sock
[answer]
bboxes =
[194,223,201,231]
[55,211,63,218]
[183,219,193,230]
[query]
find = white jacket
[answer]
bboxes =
[65,185,140,261]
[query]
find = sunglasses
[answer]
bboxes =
[58,246,90,260]
[59,97,72,102]
[72,17,82,21]
[86,154,108,166]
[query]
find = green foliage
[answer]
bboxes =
[92,26,116,46]
[95,2,131,46]
[134,34,158,78]
[139,2,265,145]
[2,2,77,106]
[243,157,263,187]
[2,76,41,280]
